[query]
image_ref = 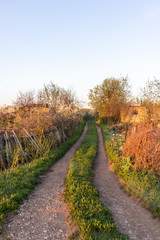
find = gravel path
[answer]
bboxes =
[93,125,160,240]
[1,124,88,240]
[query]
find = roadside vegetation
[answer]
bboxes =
[0,82,85,170]
[89,77,160,219]
[101,124,160,219]
[64,122,128,240]
[0,122,85,233]
[1,76,160,236]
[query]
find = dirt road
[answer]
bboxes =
[93,126,160,240]
[1,124,88,240]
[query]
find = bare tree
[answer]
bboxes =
[13,90,35,108]
[139,78,160,123]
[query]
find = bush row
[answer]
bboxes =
[101,124,160,218]
[0,122,85,232]
[64,123,128,240]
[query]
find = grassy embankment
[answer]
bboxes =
[0,122,85,232]
[64,123,128,240]
[101,124,160,218]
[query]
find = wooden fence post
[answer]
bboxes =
[0,132,5,169]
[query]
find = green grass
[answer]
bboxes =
[64,123,128,240]
[0,122,85,232]
[101,124,160,219]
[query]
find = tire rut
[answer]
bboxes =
[1,123,88,240]
[93,125,160,240]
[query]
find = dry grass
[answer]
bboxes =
[123,124,160,171]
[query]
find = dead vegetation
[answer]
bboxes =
[123,124,160,172]
[0,83,87,170]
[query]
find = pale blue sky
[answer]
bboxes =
[0,0,160,106]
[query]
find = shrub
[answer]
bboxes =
[123,125,160,171]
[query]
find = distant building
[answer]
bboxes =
[120,106,148,123]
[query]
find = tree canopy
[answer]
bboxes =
[88,77,131,121]
[140,78,160,106]
[138,78,160,122]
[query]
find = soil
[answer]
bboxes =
[1,123,88,240]
[2,124,160,240]
[93,125,160,240]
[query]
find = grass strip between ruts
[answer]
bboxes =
[0,122,85,232]
[64,122,128,240]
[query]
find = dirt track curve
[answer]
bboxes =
[1,124,88,240]
[94,125,160,240]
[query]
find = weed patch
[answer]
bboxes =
[64,123,128,239]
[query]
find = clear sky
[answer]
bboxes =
[0,0,160,106]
